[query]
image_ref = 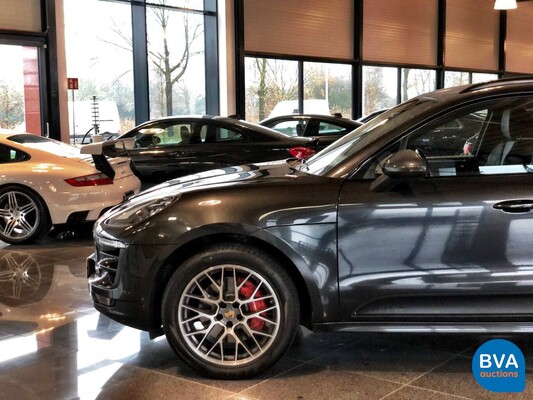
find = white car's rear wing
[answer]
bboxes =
[80,139,135,179]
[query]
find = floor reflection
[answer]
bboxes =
[1,236,533,399]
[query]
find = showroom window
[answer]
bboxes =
[362,66,397,117]
[401,68,437,102]
[245,58,353,122]
[147,3,206,118]
[244,58,298,122]
[64,0,135,138]
[0,45,42,135]
[444,72,499,88]
[236,1,515,121]
[304,63,352,118]
[64,0,217,140]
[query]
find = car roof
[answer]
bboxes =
[118,115,314,143]
[0,132,42,142]
[260,114,360,125]
[412,77,533,103]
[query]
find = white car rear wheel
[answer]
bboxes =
[0,186,50,245]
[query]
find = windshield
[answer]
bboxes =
[8,134,82,157]
[302,98,436,176]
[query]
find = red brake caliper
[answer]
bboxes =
[238,278,267,331]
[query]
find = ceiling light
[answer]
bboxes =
[494,0,517,9]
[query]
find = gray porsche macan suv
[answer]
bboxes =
[88,78,533,378]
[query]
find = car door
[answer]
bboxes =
[186,121,292,175]
[186,122,249,175]
[125,121,194,183]
[337,95,533,322]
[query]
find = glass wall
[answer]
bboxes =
[245,58,298,122]
[0,45,41,134]
[472,72,498,84]
[147,4,206,118]
[63,0,215,143]
[304,63,352,118]
[445,71,499,88]
[244,58,499,122]
[401,68,436,101]
[245,58,354,121]
[239,1,507,121]
[362,66,397,117]
[64,0,135,140]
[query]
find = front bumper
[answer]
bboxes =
[87,233,176,332]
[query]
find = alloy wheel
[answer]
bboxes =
[0,191,39,241]
[177,264,281,366]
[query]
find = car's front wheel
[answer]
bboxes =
[0,186,50,245]
[162,243,299,379]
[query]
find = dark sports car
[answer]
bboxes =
[88,77,533,379]
[106,115,316,184]
[260,113,361,149]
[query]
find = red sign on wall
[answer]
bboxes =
[67,78,79,90]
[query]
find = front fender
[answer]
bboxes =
[253,224,339,323]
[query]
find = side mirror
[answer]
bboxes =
[382,149,428,179]
[371,149,428,192]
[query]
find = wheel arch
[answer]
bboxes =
[0,182,50,209]
[149,232,315,333]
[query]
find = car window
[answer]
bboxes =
[8,134,80,157]
[366,96,533,179]
[406,109,489,158]
[0,144,28,163]
[203,126,245,143]
[218,128,243,142]
[317,122,348,136]
[135,123,194,147]
[268,120,308,137]
[304,98,434,177]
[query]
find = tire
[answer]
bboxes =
[0,186,51,245]
[162,243,300,379]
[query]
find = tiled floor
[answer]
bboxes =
[0,235,532,399]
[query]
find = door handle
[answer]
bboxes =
[492,200,533,213]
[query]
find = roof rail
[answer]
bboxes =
[460,76,533,93]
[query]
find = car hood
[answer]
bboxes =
[138,160,304,197]
[98,158,340,242]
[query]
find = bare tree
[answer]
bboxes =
[402,69,435,101]
[104,0,203,117]
[149,1,203,116]
[246,59,298,121]
[255,58,268,120]
[364,67,393,115]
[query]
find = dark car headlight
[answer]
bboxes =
[105,194,180,227]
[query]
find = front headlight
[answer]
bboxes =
[105,194,180,227]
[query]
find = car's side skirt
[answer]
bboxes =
[314,321,533,334]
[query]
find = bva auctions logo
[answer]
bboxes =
[472,339,525,393]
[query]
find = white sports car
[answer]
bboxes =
[0,132,141,245]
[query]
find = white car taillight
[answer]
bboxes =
[64,173,113,187]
